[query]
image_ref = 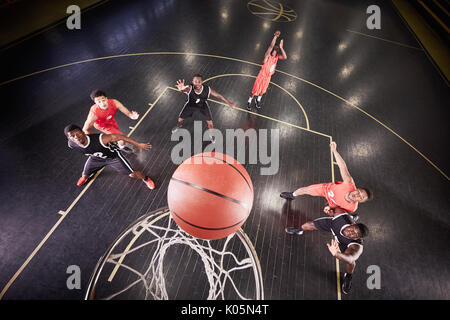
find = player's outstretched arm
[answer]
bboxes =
[330,142,353,183]
[102,134,151,151]
[264,30,281,60]
[210,88,236,108]
[82,111,97,134]
[279,39,288,60]
[115,99,139,120]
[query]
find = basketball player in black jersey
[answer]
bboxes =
[286,207,369,294]
[64,124,156,189]
[172,74,236,143]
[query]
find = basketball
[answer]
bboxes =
[167,152,254,240]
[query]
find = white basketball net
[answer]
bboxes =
[86,207,264,300]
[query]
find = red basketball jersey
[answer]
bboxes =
[260,54,279,76]
[252,54,279,96]
[90,99,118,128]
[325,181,358,213]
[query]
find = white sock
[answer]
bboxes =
[248,97,252,103]
[257,96,262,102]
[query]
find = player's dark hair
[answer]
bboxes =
[193,74,203,79]
[360,188,374,201]
[355,223,369,238]
[64,124,82,136]
[90,89,107,101]
[272,45,280,55]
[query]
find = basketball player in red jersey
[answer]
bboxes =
[280,142,373,216]
[247,30,287,110]
[82,90,139,152]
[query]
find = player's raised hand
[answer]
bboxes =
[176,79,188,91]
[323,206,333,215]
[138,142,152,151]
[327,239,340,257]
[130,110,139,120]
[330,141,337,152]
[274,30,281,37]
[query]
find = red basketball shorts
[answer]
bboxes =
[252,73,271,96]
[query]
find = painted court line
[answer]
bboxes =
[0,168,103,299]
[346,29,423,50]
[203,73,310,130]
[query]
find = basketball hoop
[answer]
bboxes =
[85,207,264,300]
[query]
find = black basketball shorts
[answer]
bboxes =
[179,103,213,121]
[82,153,134,176]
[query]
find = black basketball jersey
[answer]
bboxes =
[68,134,120,160]
[330,213,363,253]
[186,84,210,108]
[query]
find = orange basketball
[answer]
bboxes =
[167,152,254,240]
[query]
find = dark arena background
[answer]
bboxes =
[0,0,449,310]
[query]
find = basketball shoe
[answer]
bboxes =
[144,177,155,190]
[285,227,303,235]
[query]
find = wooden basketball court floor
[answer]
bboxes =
[0,0,449,300]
